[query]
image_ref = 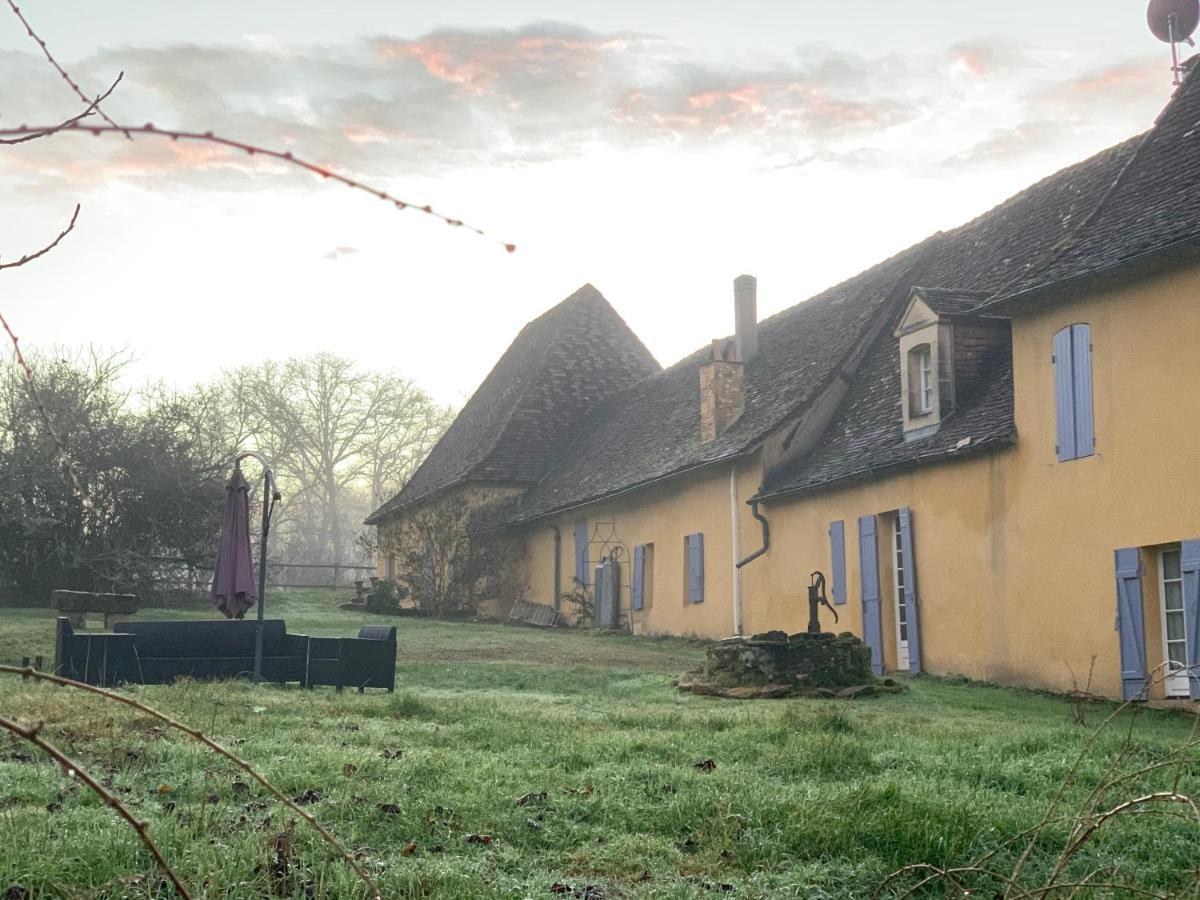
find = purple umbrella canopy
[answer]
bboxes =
[211,466,257,619]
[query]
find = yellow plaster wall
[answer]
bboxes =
[754,261,1200,697]
[754,452,1011,682]
[519,459,765,638]
[994,263,1200,696]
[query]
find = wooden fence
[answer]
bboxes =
[150,558,376,593]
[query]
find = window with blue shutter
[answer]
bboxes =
[632,545,646,611]
[1181,541,1200,700]
[897,508,922,674]
[1114,548,1148,701]
[685,533,704,604]
[829,521,846,606]
[574,520,588,588]
[1053,324,1094,461]
[858,516,884,675]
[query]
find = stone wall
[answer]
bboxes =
[678,630,895,700]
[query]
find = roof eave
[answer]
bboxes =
[504,448,753,528]
[752,431,1016,503]
[981,235,1200,314]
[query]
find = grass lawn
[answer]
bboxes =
[0,592,1197,898]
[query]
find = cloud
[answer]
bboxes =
[946,57,1164,167]
[0,24,1176,197]
[948,40,1032,77]
[324,245,358,260]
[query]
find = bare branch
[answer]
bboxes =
[0,714,191,899]
[4,0,130,138]
[0,73,123,145]
[0,665,384,899]
[0,122,518,252]
[0,203,80,270]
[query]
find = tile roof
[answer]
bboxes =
[987,60,1200,304]
[364,284,659,523]
[504,241,934,522]
[511,121,1147,516]
[374,63,1200,522]
[909,287,994,318]
[756,135,1143,499]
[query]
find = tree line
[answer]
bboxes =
[0,350,451,605]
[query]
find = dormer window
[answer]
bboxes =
[894,286,1010,443]
[909,344,934,415]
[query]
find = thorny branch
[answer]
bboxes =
[0,205,92,506]
[0,665,385,899]
[5,0,130,137]
[0,203,80,270]
[0,714,192,899]
[0,122,518,252]
[0,72,123,145]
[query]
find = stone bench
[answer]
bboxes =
[51,590,141,630]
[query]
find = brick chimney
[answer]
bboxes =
[699,339,743,442]
[700,275,758,442]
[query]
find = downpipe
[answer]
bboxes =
[736,500,770,570]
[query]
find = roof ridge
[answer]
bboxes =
[461,287,586,484]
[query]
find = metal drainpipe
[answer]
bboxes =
[736,500,770,570]
[551,525,562,610]
[729,466,743,636]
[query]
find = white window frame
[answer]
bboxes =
[916,346,934,414]
[892,516,910,671]
[1159,545,1189,697]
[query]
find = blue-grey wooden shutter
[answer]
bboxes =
[898,507,922,674]
[1053,326,1077,462]
[1114,548,1148,701]
[632,545,645,611]
[1071,324,1094,458]
[574,520,588,587]
[858,516,884,675]
[686,533,704,604]
[1182,541,1200,700]
[829,521,846,606]
[593,561,607,627]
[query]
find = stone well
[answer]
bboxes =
[677,630,902,700]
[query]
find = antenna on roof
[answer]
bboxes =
[1148,0,1200,85]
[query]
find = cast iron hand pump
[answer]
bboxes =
[807,571,839,634]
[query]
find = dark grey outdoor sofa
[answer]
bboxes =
[53,617,396,691]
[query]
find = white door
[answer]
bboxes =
[1159,546,1190,697]
[892,516,910,671]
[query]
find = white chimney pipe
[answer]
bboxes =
[734,275,758,364]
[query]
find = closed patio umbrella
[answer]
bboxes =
[211,465,257,619]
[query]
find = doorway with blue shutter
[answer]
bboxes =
[1124,541,1200,700]
[859,509,923,675]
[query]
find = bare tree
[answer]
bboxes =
[193,353,450,565]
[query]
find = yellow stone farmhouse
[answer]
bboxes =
[368,65,1200,702]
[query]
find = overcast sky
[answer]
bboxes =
[0,1,1184,403]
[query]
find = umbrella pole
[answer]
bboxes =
[253,467,270,683]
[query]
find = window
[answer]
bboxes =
[385,555,395,579]
[907,344,934,416]
[1159,546,1189,697]
[1053,324,1095,461]
[684,533,704,604]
